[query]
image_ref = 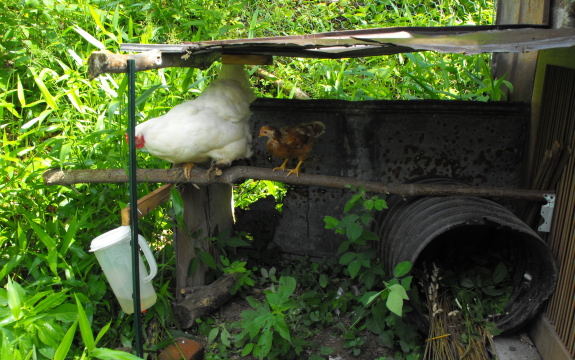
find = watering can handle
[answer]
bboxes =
[138,235,158,282]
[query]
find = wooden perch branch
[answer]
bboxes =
[87,50,218,79]
[43,166,550,201]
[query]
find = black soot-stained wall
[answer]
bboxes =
[237,98,530,257]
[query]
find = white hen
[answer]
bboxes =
[133,64,255,178]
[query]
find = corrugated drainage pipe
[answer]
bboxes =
[377,186,557,333]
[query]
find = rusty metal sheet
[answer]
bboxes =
[120,25,575,58]
[245,99,530,257]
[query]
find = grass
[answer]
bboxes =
[0,0,501,358]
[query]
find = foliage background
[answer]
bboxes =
[0,0,498,358]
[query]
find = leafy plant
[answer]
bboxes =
[325,187,422,357]
[233,276,301,359]
[71,294,144,360]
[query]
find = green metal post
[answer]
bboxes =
[127,59,144,357]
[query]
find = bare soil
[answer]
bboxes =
[193,291,395,360]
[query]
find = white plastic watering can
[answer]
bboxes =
[90,226,157,314]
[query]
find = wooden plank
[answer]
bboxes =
[521,46,575,190]
[492,0,550,105]
[528,314,574,360]
[121,184,173,226]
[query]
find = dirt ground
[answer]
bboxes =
[198,292,394,360]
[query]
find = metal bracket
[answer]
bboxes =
[538,194,556,232]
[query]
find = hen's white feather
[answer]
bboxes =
[135,64,255,166]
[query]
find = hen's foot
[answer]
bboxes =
[206,163,223,179]
[182,163,196,181]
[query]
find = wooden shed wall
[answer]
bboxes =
[529,49,575,360]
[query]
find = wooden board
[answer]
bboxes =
[492,0,550,103]
[529,314,574,360]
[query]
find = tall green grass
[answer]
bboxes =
[0,0,500,357]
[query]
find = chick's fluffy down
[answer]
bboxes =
[135,64,255,166]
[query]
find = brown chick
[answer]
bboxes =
[259,121,326,177]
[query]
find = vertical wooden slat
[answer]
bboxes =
[530,64,575,358]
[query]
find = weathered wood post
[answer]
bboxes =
[175,183,233,301]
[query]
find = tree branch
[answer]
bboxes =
[87,50,218,80]
[43,166,550,201]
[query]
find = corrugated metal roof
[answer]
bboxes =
[119,25,575,58]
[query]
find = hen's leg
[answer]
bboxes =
[182,163,196,181]
[273,158,289,172]
[206,160,225,178]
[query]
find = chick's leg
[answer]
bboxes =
[273,158,290,172]
[287,160,304,177]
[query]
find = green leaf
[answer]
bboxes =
[94,321,111,346]
[16,74,25,107]
[75,294,95,352]
[257,331,273,358]
[273,317,291,341]
[492,262,508,284]
[29,67,59,110]
[344,194,362,213]
[24,215,56,248]
[199,251,217,270]
[47,248,58,275]
[74,25,105,49]
[6,277,25,319]
[51,303,79,322]
[91,347,144,360]
[135,85,164,107]
[320,347,335,355]
[277,276,296,303]
[208,327,219,343]
[348,259,362,279]
[359,291,381,307]
[36,321,62,348]
[53,319,78,360]
[346,222,363,242]
[225,236,250,247]
[324,216,339,229]
[319,273,328,288]
[386,290,404,316]
[388,283,409,300]
[339,252,357,265]
[220,327,231,347]
[59,142,72,166]
[242,343,254,356]
[393,261,412,278]
[170,188,185,226]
